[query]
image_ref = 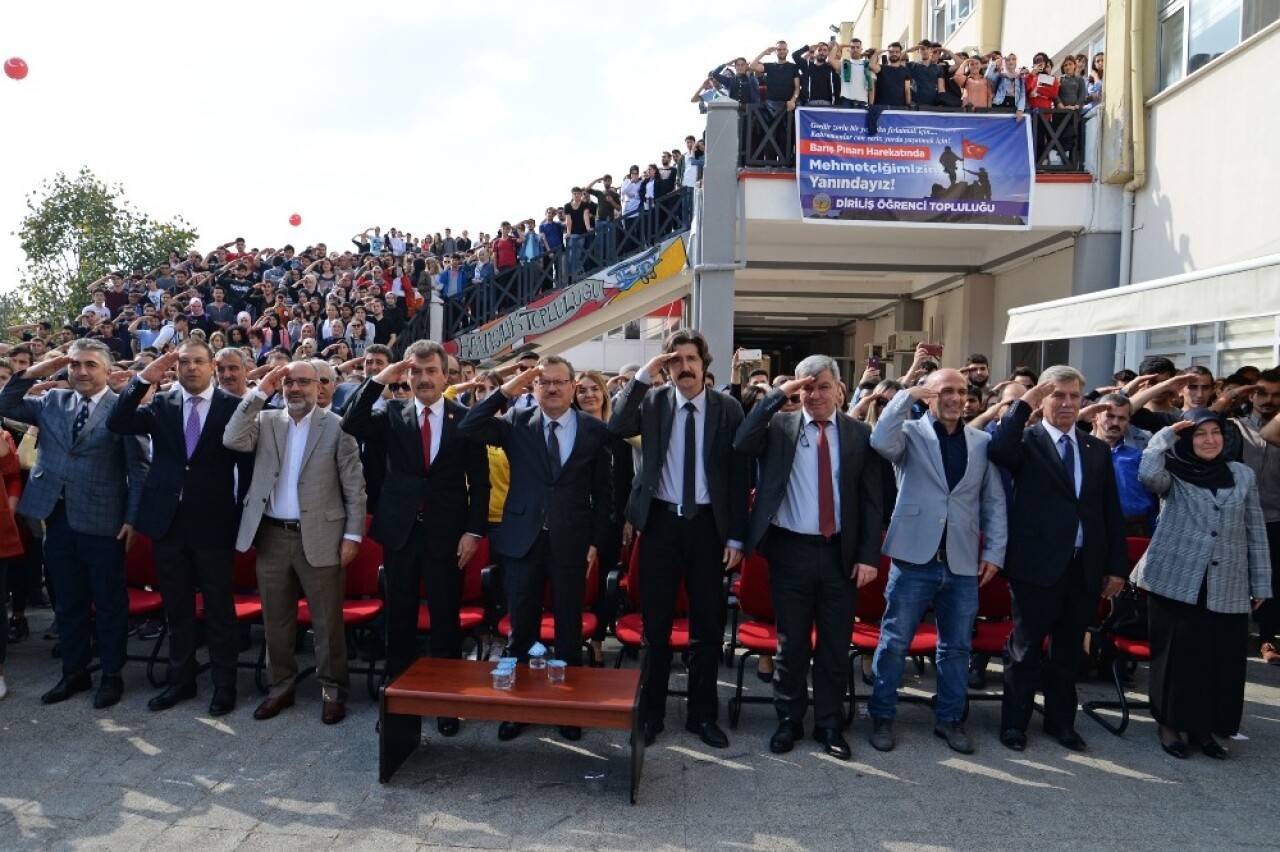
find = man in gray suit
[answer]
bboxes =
[0,340,149,709]
[868,367,1007,753]
[224,360,367,725]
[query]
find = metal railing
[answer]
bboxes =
[738,104,1090,173]
[440,188,693,340]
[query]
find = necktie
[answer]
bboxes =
[523,392,534,408]
[1057,434,1076,495]
[547,420,562,480]
[71,397,91,442]
[681,402,697,514]
[816,419,836,539]
[420,407,433,473]
[185,396,203,458]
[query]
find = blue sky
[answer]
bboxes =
[1,0,849,283]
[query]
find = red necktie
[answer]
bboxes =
[816,419,836,539]
[420,408,432,473]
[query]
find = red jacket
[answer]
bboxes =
[0,433,25,559]
[1023,72,1059,111]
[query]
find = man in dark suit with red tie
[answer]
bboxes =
[108,341,252,716]
[609,330,749,749]
[459,353,612,742]
[733,355,882,759]
[341,340,490,738]
[989,364,1128,752]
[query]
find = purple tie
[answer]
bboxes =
[185,397,202,458]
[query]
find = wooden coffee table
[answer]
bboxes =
[379,658,645,803]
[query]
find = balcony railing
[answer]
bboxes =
[441,188,693,340]
[738,104,1090,173]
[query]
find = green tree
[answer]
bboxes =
[9,167,198,328]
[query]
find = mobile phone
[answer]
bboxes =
[921,343,943,358]
[739,348,763,362]
[867,355,882,372]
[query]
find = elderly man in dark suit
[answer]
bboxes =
[342,339,490,738]
[0,339,149,709]
[989,364,1128,752]
[459,353,612,742]
[609,330,749,749]
[108,342,253,716]
[733,354,882,759]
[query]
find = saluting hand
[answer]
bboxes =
[256,364,290,399]
[375,358,413,386]
[138,350,179,385]
[778,375,815,397]
[500,365,542,399]
[641,351,681,381]
[22,354,72,380]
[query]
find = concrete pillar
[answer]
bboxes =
[958,274,995,360]
[693,99,740,374]
[428,289,444,343]
[1070,231,1121,388]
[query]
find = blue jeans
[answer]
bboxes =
[869,558,979,722]
[566,234,585,279]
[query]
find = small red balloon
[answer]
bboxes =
[289,214,302,227]
[4,57,29,81]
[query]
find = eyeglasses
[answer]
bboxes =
[282,378,315,387]
[787,394,801,404]
[535,379,571,388]
[389,382,411,392]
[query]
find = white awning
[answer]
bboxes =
[1004,253,1280,343]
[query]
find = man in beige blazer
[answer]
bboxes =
[224,360,367,725]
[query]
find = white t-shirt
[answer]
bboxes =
[839,58,872,103]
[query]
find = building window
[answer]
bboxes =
[929,0,975,44]
[1008,338,1069,375]
[1158,0,1280,90]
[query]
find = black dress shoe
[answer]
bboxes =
[438,717,461,737]
[94,675,124,709]
[40,671,93,705]
[559,725,582,741]
[1046,727,1087,752]
[148,683,197,712]
[497,721,525,741]
[1160,737,1189,759]
[814,726,852,760]
[999,728,1027,751]
[1195,736,1227,759]
[686,720,729,749]
[208,688,236,717]
[769,720,802,754]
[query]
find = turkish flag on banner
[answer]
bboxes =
[961,138,988,159]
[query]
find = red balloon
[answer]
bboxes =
[4,57,29,81]
[288,214,302,227]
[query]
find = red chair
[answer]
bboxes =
[122,533,168,686]
[297,527,385,699]
[417,536,492,640]
[726,552,774,728]
[924,572,1015,718]
[613,536,691,671]
[849,554,937,709]
[495,561,600,655]
[1083,537,1153,735]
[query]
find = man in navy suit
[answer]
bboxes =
[0,340,149,709]
[460,354,612,742]
[341,339,490,738]
[989,364,1128,752]
[609,330,749,749]
[108,342,253,716]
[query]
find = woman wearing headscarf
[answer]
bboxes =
[1132,409,1271,759]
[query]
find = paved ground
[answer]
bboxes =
[2,608,1278,851]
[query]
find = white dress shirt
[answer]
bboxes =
[267,408,313,521]
[414,396,445,465]
[653,386,710,507]
[543,408,577,467]
[179,381,215,434]
[775,411,842,535]
[71,385,111,421]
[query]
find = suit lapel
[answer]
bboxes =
[528,407,552,479]
[701,392,717,470]
[957,424,986,488]
[72,390,115,447]
[271,411,287,464]
[402,400,426,470]
[299,409,327,471]
[657,387,673,469]
[1031,424,1076,498]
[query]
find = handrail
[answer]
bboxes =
[737,104,1091,173]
